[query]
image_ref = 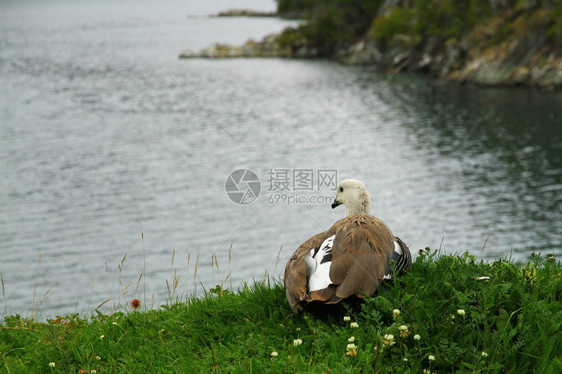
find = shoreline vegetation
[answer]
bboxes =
[1,250,560,372]
[180,0,562,90]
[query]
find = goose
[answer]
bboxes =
[284,179,411,313]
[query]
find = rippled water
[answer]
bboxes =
[1,0,561,318]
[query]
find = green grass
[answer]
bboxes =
[370,0,492,47]
[1,250,561,373]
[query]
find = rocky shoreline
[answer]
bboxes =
[337,35,562,90]
[180,7,561,90]
[212,9,276,18]
[179,28,317,59]
[180,34,296,59]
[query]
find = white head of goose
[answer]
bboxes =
[331,178,371,216]
[284,179,411,313]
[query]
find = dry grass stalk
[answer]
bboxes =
[31,254,43,319]
[96,298,111,310]
[1,273,5,317]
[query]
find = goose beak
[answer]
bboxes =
[331,199,341,209]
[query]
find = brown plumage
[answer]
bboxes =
[284,179,404,314]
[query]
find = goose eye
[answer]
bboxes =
[339,187,343,192]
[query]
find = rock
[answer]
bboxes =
[392,52,410,67]
[179,30,316,59]
[337,40,382,65]
[179,44,244,58]
[439,39,462,75]
[179,25,322,60]
[178,49,198,58]
[418,53,432,70]
[510,66,530,85]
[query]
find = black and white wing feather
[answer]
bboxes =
[383,236,412,280]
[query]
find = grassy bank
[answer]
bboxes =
[1,250,561,373]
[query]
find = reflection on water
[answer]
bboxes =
[385,78,561,254]
[0,0,561,318]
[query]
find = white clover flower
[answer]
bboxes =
[428,354,436,361]
[403,358,408,362]
[346,343,357,357]
[271,351,279,357]
[414,334,421,341]
[393,309,401,318]
[343,316,351,322]
[348,336,355,342]
[293,338,303,346]
[350,322,359,328]
[383,334,395,346]
[457,309,466,316]
[49,362,56,368]
[481,351,488,357]
[399,324,410,337]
